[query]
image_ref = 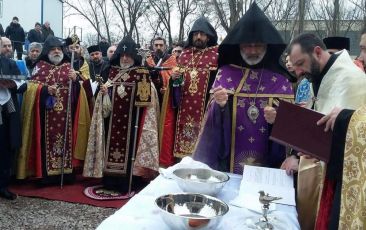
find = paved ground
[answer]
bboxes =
[0,196,117,230]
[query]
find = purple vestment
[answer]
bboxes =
[194,64,294,174]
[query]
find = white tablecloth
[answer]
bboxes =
[97,173,300,230]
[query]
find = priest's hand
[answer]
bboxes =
[171,70,182,80]
[160,87,166,94]
[264,106,276,124]
[213,86,228,107]
[68,69,77,81]
[280,155,299,175]
[100,84,108,95]
[317,107,342,132]
[296,101,307,107]
[48,85,57,96]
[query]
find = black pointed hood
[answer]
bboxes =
[37,36,70,64]
[218,3,294,81]
[110,36,141,66]
[186,17,218,48]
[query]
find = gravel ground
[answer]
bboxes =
[0,196,117,230]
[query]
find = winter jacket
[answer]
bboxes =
[41,25,54,41]
[27,29,44,43]
[5,22,25,43]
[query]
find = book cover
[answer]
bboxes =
[269,100,332,162]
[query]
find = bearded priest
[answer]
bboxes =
[17,36,91,183]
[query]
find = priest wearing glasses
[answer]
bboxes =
[193,3,295,174]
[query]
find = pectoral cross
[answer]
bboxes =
[122,45,127,51]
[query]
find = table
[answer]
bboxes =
[97,173,300,230]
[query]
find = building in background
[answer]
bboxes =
[0,0,63,38]
[275,19,365,56]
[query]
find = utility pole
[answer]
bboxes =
[41,0,44,24]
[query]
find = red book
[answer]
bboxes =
[269,100,332,163]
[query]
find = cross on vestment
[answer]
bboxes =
[122,45,127,51]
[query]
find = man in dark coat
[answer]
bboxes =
[41,21,54,42]
[0,38,27,200]
[27,22,44,43]
[87,45,105,82]
[98,37,110,57]
[5,17,25,60]
[0,23,4,37]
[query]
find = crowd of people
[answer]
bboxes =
[1,2,366,229]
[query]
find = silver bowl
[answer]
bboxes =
[155,193,229,230]
[173,168,230,196]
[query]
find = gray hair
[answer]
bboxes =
[29,42,43,52]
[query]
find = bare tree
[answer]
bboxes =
[147,0,175,45]
[211,0,243,32]
[266,0,298,42]
[177,0,200,42]
[111,0,149,43]
[308,0,362,37]
[349,0,366,29]
[210,0,274,33]
[63,0,111,41]
[296,0,307,35]
[96,0,112,43]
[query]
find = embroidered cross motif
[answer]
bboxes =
[122,45,127,51]
[250,71,258,79]
[242,83,251,92]
[248,137,255,143]
[111,149,123,161]
[237,99,245,108]
[259,126,266,133]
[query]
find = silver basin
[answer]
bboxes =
[155,193,229,230]
[173,168,230,196]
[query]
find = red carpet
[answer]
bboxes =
[8,177,129,208]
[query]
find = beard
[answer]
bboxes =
[154,49,164,59]
[193,39,207,49]
[305,56,321,82]
[48,53,64,65]
[240,50,266,66]
[92,58,102,64]
[68,51,81,59]
[3,51,13,59]
[120,61,133,69]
